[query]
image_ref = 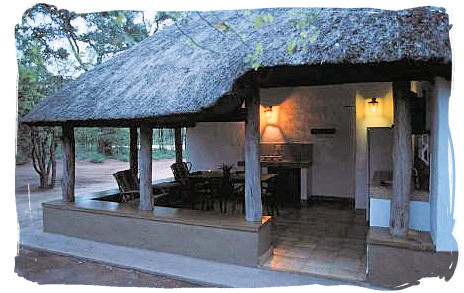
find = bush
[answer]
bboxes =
[153,149,175,160]
[76,151,106,163]
[15,152,29,165]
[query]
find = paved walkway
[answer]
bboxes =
[19,225,382,289]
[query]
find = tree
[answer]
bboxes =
[16,4,173,184]
[15,23,67,186]
[30,127,59,188]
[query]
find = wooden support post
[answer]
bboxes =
[129,126,138,177]
[61,124,75,202]
[244,87,262,222]
[175,127,183,164]
[139,123,153,211]
[390,81,412,237]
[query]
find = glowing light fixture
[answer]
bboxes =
[264,106,273,120]
[368,98,379,113]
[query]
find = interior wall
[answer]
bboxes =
[355,82,394,209]
[185,122,244,171]
[260,86,356,197]
[187,84,357,199]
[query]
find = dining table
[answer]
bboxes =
[188,170,276,183]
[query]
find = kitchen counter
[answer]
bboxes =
[260,161,312,168]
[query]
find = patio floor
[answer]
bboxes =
[261,199,367,282]
[88,187,368,282]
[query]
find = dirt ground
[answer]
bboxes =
[15,248,204,288]
[15,158,174,228]
[13,158,209,288]
[15,158,174,194]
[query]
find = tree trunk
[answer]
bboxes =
[139,124,153,211]
[390,81,412,237]
[31,127,57,188]
[130,126,139,177]
[61,124,75,202]
[175,127,183,164]
[50,129,58,187]
[244,87,262,222]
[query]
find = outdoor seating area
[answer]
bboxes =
[95,162,280,217]
[19,6,457,288]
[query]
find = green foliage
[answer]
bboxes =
[253,13,274,29]
[286,10,320,55]
[215,22,230,32]
[15,4,172,165]
[77,151,106,163]
[153,149,175,160]
[287,40,297,55]
[244,41,264,70]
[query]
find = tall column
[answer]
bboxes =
[390,81,412,237]
[245,87,262,222]
[139,123,153,211]
[175,127,183,164]
[61,124,75,202]
[430,77,457,251]
[129,126,138,177]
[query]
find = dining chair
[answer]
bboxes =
[261,176,280,216]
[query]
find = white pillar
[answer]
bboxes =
[430,77,457,251]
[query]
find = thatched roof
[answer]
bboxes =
[22,6,452,126]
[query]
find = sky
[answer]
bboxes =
[2,0,463,293]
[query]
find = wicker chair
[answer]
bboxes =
[170,162,192,181]
[113,169,139,202]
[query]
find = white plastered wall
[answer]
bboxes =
[429,77,458,251]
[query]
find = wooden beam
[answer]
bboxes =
[175,128,183,164]
[244,87,262,222]
[139,123,153,211]
[129,126,138,177]
[61,124,75,202]
[390,81,412,237]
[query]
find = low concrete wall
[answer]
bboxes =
[369,198,430,231]
[367,244,458,288]
[43,204,271,267]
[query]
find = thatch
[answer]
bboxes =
[22,6,452,126]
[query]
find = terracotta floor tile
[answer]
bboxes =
[329,267,367,282]
[265,202,367,280]
[300,264,332,276]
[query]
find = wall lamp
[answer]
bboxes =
[264,106,273,120]
[368,98,379,113]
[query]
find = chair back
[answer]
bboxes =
[113,169,139,193]
[171,162,192,180]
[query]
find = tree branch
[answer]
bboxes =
[66,35,88,71]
